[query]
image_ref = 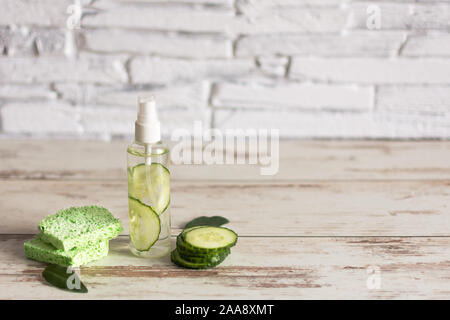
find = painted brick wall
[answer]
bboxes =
[0,0,449,139]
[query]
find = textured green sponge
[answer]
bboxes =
[38,206,122,251]
[24,235,109,266]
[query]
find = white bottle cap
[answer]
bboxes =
[135,96,161,144]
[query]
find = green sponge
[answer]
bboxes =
[24,235,109,266]
[38,206,122,251]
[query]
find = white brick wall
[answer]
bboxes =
[290,58,450,84]
[214,109,450,138]
[0,0,449,139]
[0,54,129,83]
[83,29,233,58]
[236,32,406,57]
[129,57,255,84]
[212,81,374,111]
[1,102,81,134]
[0,0,72,26]
[402,34,450,56]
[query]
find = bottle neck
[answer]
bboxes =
[134,140,161,147]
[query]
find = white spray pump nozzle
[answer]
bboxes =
[135,96,161,144]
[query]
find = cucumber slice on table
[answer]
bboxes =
[128,163,170,215]
[128,197,160,251]
[178,247,230,264]
[182,226,238,252]
[171,249,227,269]
[176,235,229,256]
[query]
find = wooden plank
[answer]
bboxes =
[1,235,449,299]
[1,180,449,236]
[1,140,449,181]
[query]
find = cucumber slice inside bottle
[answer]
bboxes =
[183,227,238,251]
[128,197,160,251]
[128,163,170,215]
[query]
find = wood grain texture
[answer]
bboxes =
[1,140,449,299]
[1,235,449,299]
[1,140,450,181]
[1,180,449,236]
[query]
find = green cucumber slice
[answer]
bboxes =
[171,249,226,269]
[176,235,229,255]
[128,163,170,215]
[183,227,238,251]
[178,247,230,264]
[128,197,160,251]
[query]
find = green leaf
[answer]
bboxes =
[42,264,88,293]
[184,216,229,229]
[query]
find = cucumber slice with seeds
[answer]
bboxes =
[128,197,160,251]
[183,227,238,251]
[176,235,228,256]
[128,163,170,215]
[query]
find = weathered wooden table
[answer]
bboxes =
[1,140,449,299]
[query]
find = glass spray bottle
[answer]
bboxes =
[127,97,171,258]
